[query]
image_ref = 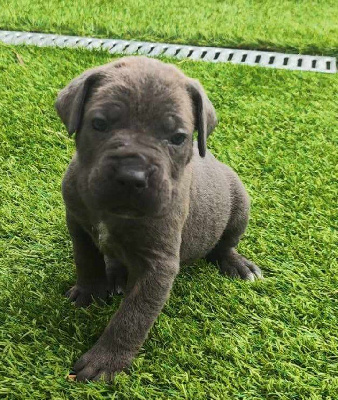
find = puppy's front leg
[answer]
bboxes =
[73,258,179,382]
[65,212,111,307]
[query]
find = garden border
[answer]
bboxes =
[0,30,336,74]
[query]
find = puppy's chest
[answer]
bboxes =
[94,220,153,261]
[96,221,112,252]
[94,221,126,257]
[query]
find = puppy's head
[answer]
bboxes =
[56,56,217,218]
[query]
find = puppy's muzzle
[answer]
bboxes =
[87,150,169,217]
[109,155,156,191]
[116,167,148,189]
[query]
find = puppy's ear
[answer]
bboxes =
[55,68,103,136]
[187,79,217,157]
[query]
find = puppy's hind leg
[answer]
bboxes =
[104,256,128,295]
[206,181,263,281]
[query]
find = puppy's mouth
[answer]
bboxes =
[107,204,170,219]
[108,206,146,219]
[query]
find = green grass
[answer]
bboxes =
[1,0,338,57]
[0,44,337,399]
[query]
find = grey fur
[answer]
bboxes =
[55,56,262,382]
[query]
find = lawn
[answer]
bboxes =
[0,44,337,399]
[0,0,338,57]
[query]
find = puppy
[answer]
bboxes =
[55,56,262,382]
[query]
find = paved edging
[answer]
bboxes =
[0,30,336,73]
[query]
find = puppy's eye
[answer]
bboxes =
[170,133,187,146]
[92,117,107,131]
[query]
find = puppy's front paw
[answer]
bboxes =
[73,342,132,382]
[65,284,110,307]
[220,250,263,281]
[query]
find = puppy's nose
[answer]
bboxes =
[116,167,148,189]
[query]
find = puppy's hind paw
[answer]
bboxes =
[105,258,128,295]
[220,249,263,281]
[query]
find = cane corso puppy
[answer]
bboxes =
[55,56,262,381]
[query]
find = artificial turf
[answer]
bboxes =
[0,44,337,399]
[0,0,338,57]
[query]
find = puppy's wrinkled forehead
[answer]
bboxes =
[87,57,194,132]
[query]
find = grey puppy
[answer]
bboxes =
[56,56,262,382]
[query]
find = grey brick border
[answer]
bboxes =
[0,30,336,73]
